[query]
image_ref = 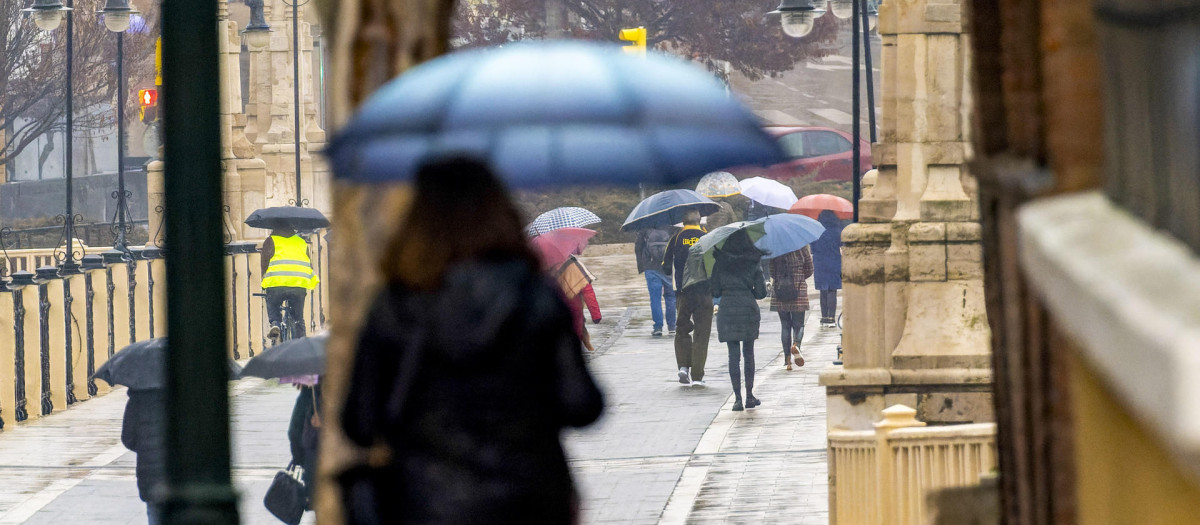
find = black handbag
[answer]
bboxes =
[264,462,306,525]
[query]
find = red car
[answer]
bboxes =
[733,126,873,182]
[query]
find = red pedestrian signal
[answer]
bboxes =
[138,89,158,107]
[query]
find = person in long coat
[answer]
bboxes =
[770,246,814,370]
[340,156,604,525]
[287,382,322,508]
[710,229,768,411]
[121,389,166,525]
[810,210,844,326]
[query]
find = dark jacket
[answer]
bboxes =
[342,259,604,525]
[121,389,166,503]
[811,210,844,290]
[288,384,322,502]
[661,225,706,290]
[634,228,673,274]
[710,231,767,343]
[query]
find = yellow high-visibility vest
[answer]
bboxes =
[262,235,318,290]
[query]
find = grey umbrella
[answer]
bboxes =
[327,41,785,186]
[92,338,243,391]
[244,206,331,231]
[238,334,326,379]
[621,189,721,231]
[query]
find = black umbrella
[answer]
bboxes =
[92,338,244,391]
[239,334,326,379]
[244,206,331,231]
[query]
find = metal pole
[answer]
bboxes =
[860,0,877,144]
[160,0,238,521]
[851,0,861,222]
[292,0,302,207]
[114,31,128,252]
[61,0,78,274]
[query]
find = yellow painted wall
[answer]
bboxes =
[1071,351,1200,523]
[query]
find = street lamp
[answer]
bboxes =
[286,0,310,207]
[99,0,140,255]
[770,0,824,39]
[25,0,80,274]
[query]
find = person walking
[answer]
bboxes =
[710,229,768,411]
[811,210,844,327]
[770,246,814,370]
[635,227,676,336]
[121,389,166,524]
[340,156,604,525]
[287,381,322,509]
[261,227,319,341]
[661,210,709,385]
[705,197,739,230]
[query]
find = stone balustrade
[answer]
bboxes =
[0,237,330,427]
[829,405,997,525]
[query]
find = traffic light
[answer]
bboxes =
[619,27,646,58]
[138,88,158,123]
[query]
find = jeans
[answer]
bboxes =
[147,503,161,525]
[727,340,756,400]
[674,289,713,380]
[266,286,308,338]
[644,271,677,331]
[779,311,806,352]
[820,289,838,319]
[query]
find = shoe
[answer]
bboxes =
[652,329,663,337]
[795,355,805,367]
[678,367,690,384]
[668,327,676,335]
[747,396,761,408]
[267,325,280,340]
[790,343,800,356]
[732,399,744,411]
[786,362,793,371]
[713,305,719,315]
[691,380,706,387]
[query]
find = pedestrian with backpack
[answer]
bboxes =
[662,210,710,385]
[635,226,676,337]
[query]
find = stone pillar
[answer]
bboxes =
[821,0,991,431]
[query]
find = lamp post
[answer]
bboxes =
[99,0,140,256]
[287,0,308,207]
[772,0,878,221]
[24,0,79,274]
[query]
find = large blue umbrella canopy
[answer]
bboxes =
[327,41,785,186]
[621,189,720,231]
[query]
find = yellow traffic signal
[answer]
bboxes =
[619,27,646,57]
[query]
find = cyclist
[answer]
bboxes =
[261,227,319,341]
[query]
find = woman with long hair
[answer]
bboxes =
[770,246,814,370]
[710,229,768,411]
[340,156,604,524]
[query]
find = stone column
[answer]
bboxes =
[219,0,269,241]
[821,0,991,431]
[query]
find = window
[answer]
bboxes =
[777,133,806,159]
[803,131,851,157]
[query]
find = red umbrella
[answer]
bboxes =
[789,194,853,220]
[530,228,597,270]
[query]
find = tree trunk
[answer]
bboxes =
[311,1,457,523]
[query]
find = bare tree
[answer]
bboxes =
[1,0,158,175]
[452,0,843,81]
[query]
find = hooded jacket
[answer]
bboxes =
[710,231,768,342]
[811,210,844,290]
[342,258,604,524]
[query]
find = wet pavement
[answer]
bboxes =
[0,251,834,524]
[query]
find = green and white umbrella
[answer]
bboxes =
[694,214,825,275]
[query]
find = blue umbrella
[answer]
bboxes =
[756,213,825,259]
[621,189,721,231]
[327,41,785,187]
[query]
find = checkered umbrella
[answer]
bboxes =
[525,207,602,237]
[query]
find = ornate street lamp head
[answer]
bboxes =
[769,0,824,38]
[98,0,140,33]
[23,0,72,32]
[829,0,854,18]
[242,0,272,50]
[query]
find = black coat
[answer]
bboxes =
[811,210,844,290]
[121,389,166,503]
[288,384,321,501]
[341,259,604,525]
[711,232,767,343]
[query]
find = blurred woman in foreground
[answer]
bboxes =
[341,156,605,524]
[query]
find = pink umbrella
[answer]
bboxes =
[789,194,854,220]
[530,228,596,270]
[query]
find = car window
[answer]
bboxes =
[803,131,851,157]
[776,133,806,159]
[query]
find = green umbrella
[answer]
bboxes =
[694,220,769,276]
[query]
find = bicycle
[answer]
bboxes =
[254,292,302,347]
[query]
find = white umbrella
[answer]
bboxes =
[739,177,798,209]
